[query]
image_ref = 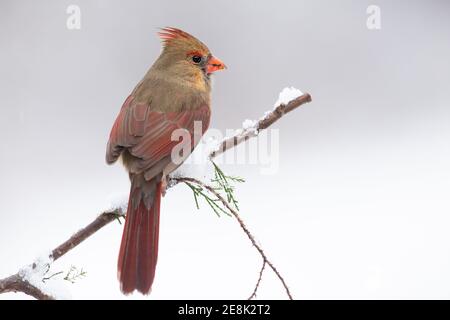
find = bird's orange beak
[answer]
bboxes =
[207,56,226,74]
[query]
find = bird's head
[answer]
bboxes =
[155,27,226,84]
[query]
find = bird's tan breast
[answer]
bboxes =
[132,69,211,113]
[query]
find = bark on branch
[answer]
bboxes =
[51,210,125,260]
[0,274,54,300]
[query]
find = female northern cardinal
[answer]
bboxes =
[106,27,226,294]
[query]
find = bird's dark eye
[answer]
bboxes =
[192,55,202,64]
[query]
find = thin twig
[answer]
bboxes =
[173,177,293,300]
[248,261,266,300]
[42,271,64,282]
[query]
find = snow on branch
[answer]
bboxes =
[0,88,312,300]
[210,89,312,158]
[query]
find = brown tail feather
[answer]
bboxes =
[118,175,162,295]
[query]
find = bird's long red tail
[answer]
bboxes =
[118,174,162,294]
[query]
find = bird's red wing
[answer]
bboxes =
[106,95,211,173]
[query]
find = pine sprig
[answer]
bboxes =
[64,265,87,284]
[211,161,244,211]
[185,181,231,217]
[184,161,244,217]
[42,265,87,284]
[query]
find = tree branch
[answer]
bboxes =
[210,93,312,158]
[0,274,54,300]
[51,210,125,260]
[172,177,293,300]
[248,261,266,300]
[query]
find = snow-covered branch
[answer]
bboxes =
[0,274,54,300]
[210,88,312,158]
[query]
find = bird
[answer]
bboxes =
[105,27,226,295]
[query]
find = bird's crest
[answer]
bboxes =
[158,27,209,53]
[158,27,191,42]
